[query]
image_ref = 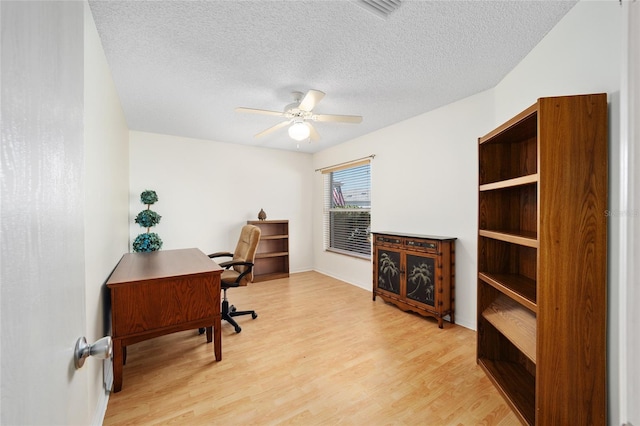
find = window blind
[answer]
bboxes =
[323,162,371,258]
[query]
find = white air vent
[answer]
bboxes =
[355,0,402,19]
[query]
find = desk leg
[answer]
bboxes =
[205,319,222,361]
[214,317,222,361]
[213,318,222,361]
[112,338,123,393]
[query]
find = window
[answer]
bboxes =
[323,160,371,258]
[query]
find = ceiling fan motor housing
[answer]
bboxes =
[235,89,362,142]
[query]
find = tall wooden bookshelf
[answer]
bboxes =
[477,94,608,425]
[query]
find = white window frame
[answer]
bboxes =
[322,159,371,259]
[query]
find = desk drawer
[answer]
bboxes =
[111,273,219,337]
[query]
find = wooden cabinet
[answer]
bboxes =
[372,232,456,328]
[477,94,607,425]
[247,220,289,282]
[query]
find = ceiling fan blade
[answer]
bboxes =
[298,90,325,112]
[307,122,320,141]
[312,113,363,124]
[255,120,290,138]
[235,107,284,117]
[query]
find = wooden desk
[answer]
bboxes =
[106,248,222,392]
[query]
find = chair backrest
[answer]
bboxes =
[232,225,261,285]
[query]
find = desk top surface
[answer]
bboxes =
[106,248,222,286]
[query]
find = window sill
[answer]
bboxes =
[326,248,371,261]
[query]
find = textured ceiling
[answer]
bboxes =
[88,0,577,154]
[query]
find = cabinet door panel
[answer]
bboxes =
[376,249,401,295]
[405,254,435,307]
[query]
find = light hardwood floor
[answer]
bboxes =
[103,271,518,425]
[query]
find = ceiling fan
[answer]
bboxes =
[235,89,363,142]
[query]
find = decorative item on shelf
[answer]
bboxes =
[258,208,267,221]
[132,189,163,252]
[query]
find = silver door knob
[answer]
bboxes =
[74,336,112,369]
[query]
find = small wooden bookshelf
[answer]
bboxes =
[247,220,289,282]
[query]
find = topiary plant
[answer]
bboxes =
[133,189,163,252]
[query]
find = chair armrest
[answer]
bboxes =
[217,259,254,270]
[218,260,234,268]
[221,260,254,269]
[208,251,233,259]
[222,261,256,285]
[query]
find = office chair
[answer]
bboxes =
[208,224,261,333]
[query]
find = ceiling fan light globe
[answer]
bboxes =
[288,122,310,141]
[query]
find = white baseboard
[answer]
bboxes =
[91,388,110,426]
[91,357,113,425]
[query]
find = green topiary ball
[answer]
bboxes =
[140,190,158,205]
[132,232,163,252]
[134,209,162,228]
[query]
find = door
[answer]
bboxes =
[405,253,436,308]
[1,2,89,424]
[375,246,402,296]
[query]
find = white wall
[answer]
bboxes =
[83,2,130,423]
[128,132,314,272]
[494,0,621,121]
[494,2,622,424]
[622,1,639,424]
[312,90,493,329]
[312,1,621,331]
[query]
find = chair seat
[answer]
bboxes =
[221,269,243,288]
